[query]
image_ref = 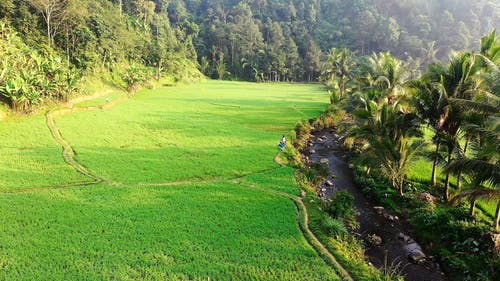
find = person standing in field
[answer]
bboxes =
[279,135,286,150]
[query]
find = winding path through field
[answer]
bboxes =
[37,91,355,281]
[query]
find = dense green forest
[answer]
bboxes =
[1,0,499,112]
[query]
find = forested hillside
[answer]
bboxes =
[0,0,499,111]
[0,0,198,73]
[186,0,499,80]
[0,0,201,112]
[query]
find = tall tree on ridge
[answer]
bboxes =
[30,0,67,48]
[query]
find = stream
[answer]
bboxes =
[301,128,447,281]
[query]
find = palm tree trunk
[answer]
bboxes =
[495,200,500,231]
[456,172,462,192]
[470,198,477,216]
[431,140,440,187]
[444,152,452,200]
[47,16,51,48]
[456,138,469,192]
[341,78,346,98]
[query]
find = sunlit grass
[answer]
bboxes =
[238,166,300,196]
[0,81,338,279]
[73,91,126,108]
[55,81,327,185]
[0,116,91,190]
[0,183,339,280]
[408,149,496,221]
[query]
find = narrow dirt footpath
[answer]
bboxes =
[46,110,104,182]
[39,92,355,280]
[304,128,447,281]
[45,92,129,184]
[234,180,354,281]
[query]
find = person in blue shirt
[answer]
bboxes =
[278,135,286,150]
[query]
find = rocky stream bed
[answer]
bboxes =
[301,128,447,281]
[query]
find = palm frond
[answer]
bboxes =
[461,122,500,141]
[451,189,500,205]
[445,158,500,187]
[448,98,499,115]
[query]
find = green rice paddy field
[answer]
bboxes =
[0,81,341,280]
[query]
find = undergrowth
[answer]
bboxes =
[291,111,401,281]
[353,167,500,280]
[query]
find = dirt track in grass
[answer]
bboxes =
[36,90,356,281]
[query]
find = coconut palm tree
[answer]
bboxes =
[350,100,424,196]
[448,119,500,230]
[320,48,356,99]
[409,72,449,187]
[448,31,500,192]
[356,52,412,105]
[416,51,488,200]
[479,30,500,66]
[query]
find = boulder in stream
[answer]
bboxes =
[373,206,384,215]
[366,234,383,246]
[408,250,426,263]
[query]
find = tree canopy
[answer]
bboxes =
[1,0,499,89]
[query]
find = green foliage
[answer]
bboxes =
[0,21,80,112]
[408,205,499,280]
[0,0,202,112]
[327,191,356,219]
[311,105,343,129]
[302,163,329,186]
[121,64,150,93]
[294,120,311,139]
[302,167,323,186]
[1,0,499,90]
[321,48,357,98]
[356,163,499,281]
[320,214,349,237]
[350,100,425,195]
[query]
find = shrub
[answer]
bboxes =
[0,22,80,112]
[327,190,355,219]
[320,214,348,236]
[303,168,322,185]
[302,163,330,185]
[122,65,150,93]
[294,120,311,139]
[311,162,330,178]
